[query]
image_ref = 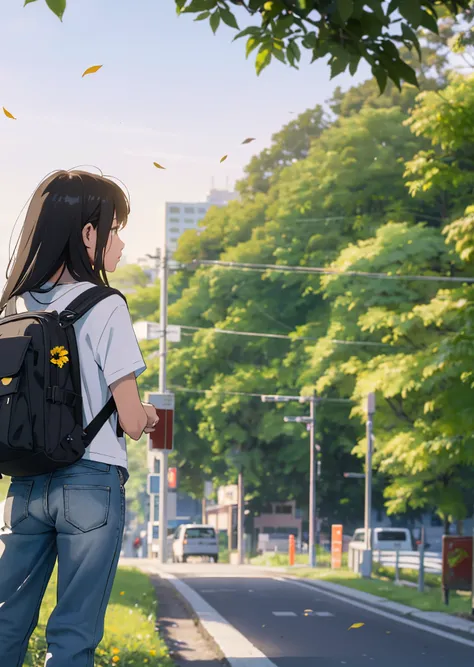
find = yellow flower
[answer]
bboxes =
[119,591,125,596]
[112,647,120,654]
[149,650,156,656]
[50,346,69,368]
[112,657,120,664]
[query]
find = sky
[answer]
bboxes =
[0,0,371,284]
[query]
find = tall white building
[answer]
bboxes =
[165,189,239,258]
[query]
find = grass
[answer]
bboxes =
[250,550,472,617]
[251,548,348,569]
[23,565,173,667]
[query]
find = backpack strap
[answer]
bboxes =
[59,285,128,442]
[58,285,127,327]
[83,396,120,446]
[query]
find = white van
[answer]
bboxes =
[351,527,415,551]
[172,524,218,563]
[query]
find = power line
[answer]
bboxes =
[189,259,474,284]
[168,384,354,403]
[177,324,399,348]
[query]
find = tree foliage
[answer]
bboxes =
[175,0,471,91]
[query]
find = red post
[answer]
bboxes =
[289,534,295,566]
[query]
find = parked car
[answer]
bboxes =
[172,524,218,563]
[351,527,415,551]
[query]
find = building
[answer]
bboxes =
[254,501,303,543]
[165,188,239,259]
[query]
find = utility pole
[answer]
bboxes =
[158,235,169,564]
[309,395,317,568]
[237,465,244,565]
[362,392,376,577]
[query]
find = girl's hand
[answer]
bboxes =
[142,402,159,432]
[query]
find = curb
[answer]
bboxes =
[160,570,278,667]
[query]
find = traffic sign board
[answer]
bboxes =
[147,473,160,495]
[147,392,174,451]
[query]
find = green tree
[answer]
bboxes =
[174,0,471,91]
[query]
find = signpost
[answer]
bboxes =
[442,536,473,605]
[331,524,343,569]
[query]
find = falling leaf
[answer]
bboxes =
[153,162,166,170]
[3,107,16,120]
[241,137,256,144]
[82,65,103,78]
[220,155,228,163]
[348,622,365,630]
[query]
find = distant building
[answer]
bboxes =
[165,188,239,260]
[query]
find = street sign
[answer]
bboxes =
[133,321,181,343]
[147,392,174,451]
[442,536,472,603]
[168,467,177,490]
[344,472,366,479]
[167,325,181,343]
[147,473,160,495]
[331,524,343,569]
[217,484,238,506]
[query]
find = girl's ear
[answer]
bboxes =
[82,223,97,264]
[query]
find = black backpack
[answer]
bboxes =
[0,285,127,479]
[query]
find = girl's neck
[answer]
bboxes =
[48,265,77,285]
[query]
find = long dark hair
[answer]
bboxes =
[0,169,130,312]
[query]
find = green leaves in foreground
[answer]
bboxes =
[24,0,66,20]
[176,0,472,92]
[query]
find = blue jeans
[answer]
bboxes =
[0,458,129,667]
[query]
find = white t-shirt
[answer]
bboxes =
[20,281,146,471]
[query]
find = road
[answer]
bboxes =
[164,563,474,667]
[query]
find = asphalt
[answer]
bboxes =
[175,569,474,667]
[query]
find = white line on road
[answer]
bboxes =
[161,570,279,667]
[277,577,474,649]
[272,611,297,617]
[314,612,334,617]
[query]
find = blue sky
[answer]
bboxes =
[0,0,370,282]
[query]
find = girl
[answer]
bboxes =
[0,169,158,667]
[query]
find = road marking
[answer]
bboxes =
[315,611,334,617]
[200,588,237,593]
[160,570,279,667]
[279,578,474,649]
[272,611,297,617]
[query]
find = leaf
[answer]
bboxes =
[45,0,66,20]
[210,10,221,34]
[153,162,166,169]
[401,23,421,60]
[3,107,16,120]
[220,155,228,163]
[182,0,217,12]
[246,37,260,58]
[195,11,210,20]
[337,0,354,23]
[255,48,272,75]
[24,0,38,5]
[371,66,388,94]
[397,0,422,28]
[234,26,261,41]
[396,60,419,87]
[82,65,103,78]
[419,9,439,34]
[348,622,365,630]
[241,137,256,144]
[219,6,239,29]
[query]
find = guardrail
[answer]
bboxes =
[348,542,442,577]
